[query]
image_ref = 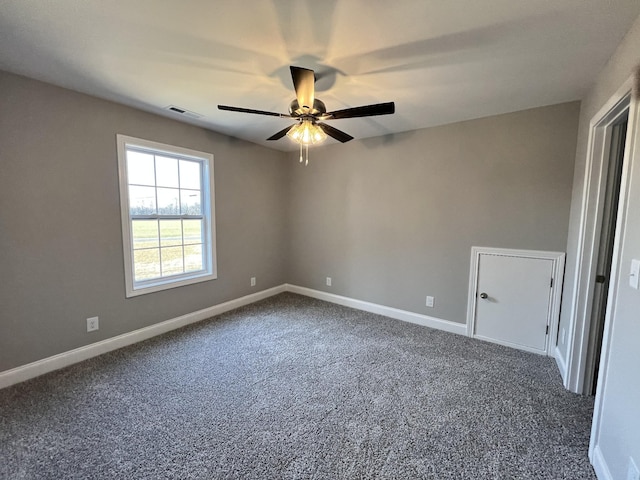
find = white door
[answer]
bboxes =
[474,254,553,354]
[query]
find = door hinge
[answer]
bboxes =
[546,325,549,335]
[550,278,554,288]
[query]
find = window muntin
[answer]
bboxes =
[117,135,216,297]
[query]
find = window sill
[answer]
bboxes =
[126,271,217,298]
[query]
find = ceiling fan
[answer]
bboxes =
[218,66,395,164]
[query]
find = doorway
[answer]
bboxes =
[563,78,635,396]
[584,115,628,395]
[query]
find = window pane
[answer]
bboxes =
[161,246,184,276]
[132,220,159,249]
[134,248,161,281]
[159,219,182,247]
[129,185,157,215]
[184,244,203,272]
[155,156,179,188]
[180,160,201,189]
[180,189,202,215]
[183,219,203,245]
[157,187,180,215]
[127,151,155,186]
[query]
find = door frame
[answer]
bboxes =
[466,246,566,356]
[583,116,627,396]
[562,76,635,395]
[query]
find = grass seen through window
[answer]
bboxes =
[132,217,204,281]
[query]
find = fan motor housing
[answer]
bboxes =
[289,98,326,117]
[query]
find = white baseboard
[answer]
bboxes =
[590,445,613,480]
[285,284,467,336]
[0,285,286,389]
[554,346,568,386]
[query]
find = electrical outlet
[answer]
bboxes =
[426,296,435,308]
[250,277,256,287]
[87,316,99,332]
[628,457,639,480]
[326,277,332,287]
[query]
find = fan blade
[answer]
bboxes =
[290,66,315,112]
[326,102,395,120]
[218,105,289,118]
[317,123,354,143]
[267,125,294,141]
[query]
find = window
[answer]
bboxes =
[116,135,216,297]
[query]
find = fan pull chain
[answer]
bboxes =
[299,142,303,163]
[305,144,309,166]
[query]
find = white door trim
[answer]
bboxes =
[466,246,566,357]
[564,76,634,394]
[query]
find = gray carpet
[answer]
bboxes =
[1,293,596,479]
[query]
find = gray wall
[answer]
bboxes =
[0,71,580,373]
[287,103,579,323]
[0,71,289,371]
[558,13,640,479]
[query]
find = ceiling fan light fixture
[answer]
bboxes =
[286,119,327,166]
[286,119,327,146]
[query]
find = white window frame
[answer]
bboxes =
[116,134,217,297]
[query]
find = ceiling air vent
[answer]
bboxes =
[165,105,203,119]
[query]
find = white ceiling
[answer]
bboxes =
[1,0,639,151]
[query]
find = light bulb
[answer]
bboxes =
[287,120,326,146]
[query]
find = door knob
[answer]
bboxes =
[480,292,488,299]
